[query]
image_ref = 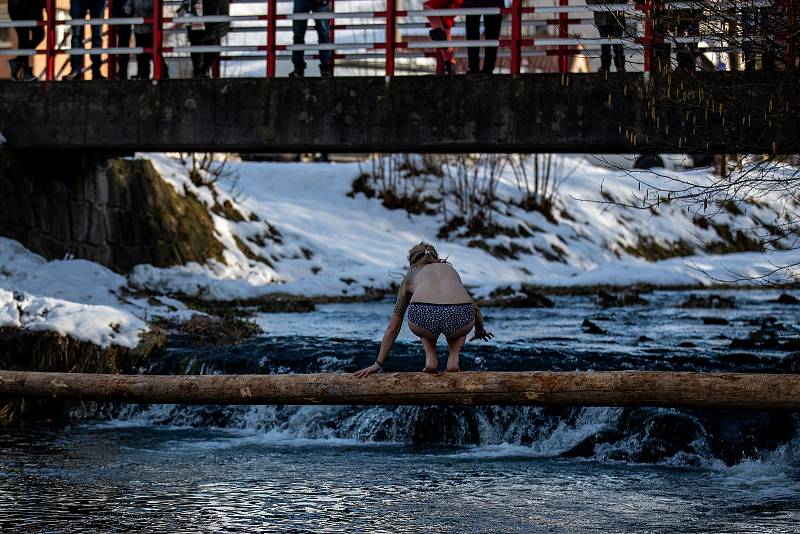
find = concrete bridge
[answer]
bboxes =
[0,73,797,154]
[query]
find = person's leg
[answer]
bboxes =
[88,0,105,76]
[313,3,333,74]
[597,24,612,72]
[426,14,446,73]
[409,321,439,372]
[465,15,480,73]
[741,8,756,71]
[135,32,153,79]
[611,14,625,72]
[445,335,467,372]
[292,0,310,73]
[482,14,501,73]
[116,23,132,79]
[70,0,87,75]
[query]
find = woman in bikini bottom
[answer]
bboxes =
[354,242,493,377]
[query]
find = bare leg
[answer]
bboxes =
[409,320,439,373]
[445,321,473,372]
[446,335,467,372]
[421,337,439,373]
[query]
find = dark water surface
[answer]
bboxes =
[1,289,800,532]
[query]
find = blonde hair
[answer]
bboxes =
[407,242,441,267]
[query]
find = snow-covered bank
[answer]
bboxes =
[0,238,188,349]
[131,154,800,300]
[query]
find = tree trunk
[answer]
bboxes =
[0,370,798,410]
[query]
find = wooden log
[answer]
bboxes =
[0,370,799,410]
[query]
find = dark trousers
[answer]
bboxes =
[135,32,152,79]
[188,29,221,78]
[292,0,332,70]
[70,0,106,73]
[597,21,624,70]
[674,20,698,72]
[465,14,501,73]
[8,2,44,72]
[111,2,132,78]
[742,8,778,71]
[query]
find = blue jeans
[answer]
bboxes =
[70,0,106,71]
[292,0,332,70]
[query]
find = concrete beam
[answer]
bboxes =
[0,73,797,153]
[1,370,799,410]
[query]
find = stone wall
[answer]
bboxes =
[0,151,224,273]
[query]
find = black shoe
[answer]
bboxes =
[8,59,24,81]
[429,28,447,41]
[63,69,83,81]
[22,67,38,81]
[289,67,305,78]
[320,65,333,78]
[443,61,456,75]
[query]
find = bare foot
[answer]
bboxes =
[422,367,438,374]
[446,366,460,372]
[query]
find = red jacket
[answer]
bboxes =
[424,0,464,29]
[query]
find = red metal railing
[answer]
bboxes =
[0,0,795,81]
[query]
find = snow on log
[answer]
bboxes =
[0,370,799,410]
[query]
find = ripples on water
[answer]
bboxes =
[1,289,799,531]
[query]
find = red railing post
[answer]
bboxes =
[642,1,651,73]
[152,0,164,80]
[510,0,522,74]
[558,0,568,73]
[385,0,396,76]
[108,1,117,77]
[267,0,277,77]
[45,0,56,81]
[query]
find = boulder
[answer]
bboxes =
[679,294,736,309]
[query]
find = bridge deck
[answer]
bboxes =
[0,73,797,153]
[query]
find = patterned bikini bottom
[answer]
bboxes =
[407,302,475,339]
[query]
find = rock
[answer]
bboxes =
[0,151,226,273]
[411,407,480,446]
[700,411,797,466]
[781,353,800,373]
[561,429,621,458]
[480,285,555,308]
[679,294,736,309]
[596,290,648,308]
[582,319,607,335]
[178,314,262,346]
[776,293,800,305]
[702,317,729,325]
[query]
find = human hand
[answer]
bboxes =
[470,328,494,342]
[353,363,381,378]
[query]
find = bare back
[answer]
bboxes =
[410,263,472,304]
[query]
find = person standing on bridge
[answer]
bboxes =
[463,0,502,74]
[7,0,46,81]
[290,0,333,77]
[424,0,463,75]
[65,0,107,80]
[184,0,231,78]
[353,243,493,378]
[586,0,626,73]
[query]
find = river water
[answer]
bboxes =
[1,289,799,532]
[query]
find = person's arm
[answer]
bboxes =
[353,277,411,378]
[469,299,494,341]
